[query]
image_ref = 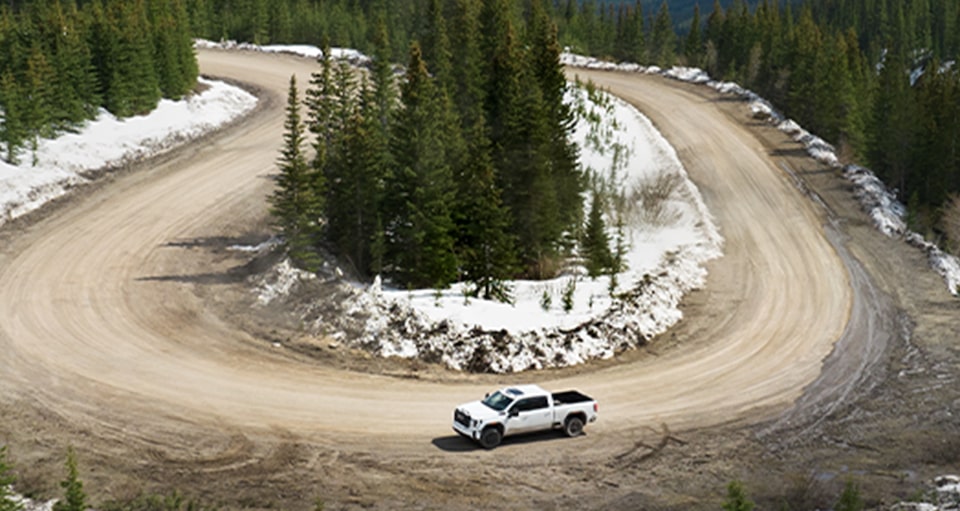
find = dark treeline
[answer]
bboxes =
[0,0,197,164]
[203,0,960,240]
[271,0,589,298]
[563,0,960,240]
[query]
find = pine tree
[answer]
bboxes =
[420,0,453,94]
[270,75,324,271]
[385,43,457,288]
[24,44,56,161]
[0,69,25,164]
[449,0,486,130]
[650,0,676,67]
[98,0,161,117]
[0,445,23,511]
[455,115,517,302]
[52,447,87,511]
[685,3,703,66]
[583,190,613,277]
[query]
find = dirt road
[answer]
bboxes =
[0,50,909,508]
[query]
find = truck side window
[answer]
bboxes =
[515,396,549,412]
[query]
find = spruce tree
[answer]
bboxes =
[685,3,704,66]
[583,190,613,277]
[0,69,25,164]
[52,447,87,511]
[270,75,323,271]
[99,0,161,117]
[24,44,56,161]
[386,43,457,288]
[650,0,676,67]
[449,0,486,130]
[0,445,22,511]
[455,115,517,302]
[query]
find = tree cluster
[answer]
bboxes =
[0,0,197,164]
[271,0,585,298]
[557,0,960,248]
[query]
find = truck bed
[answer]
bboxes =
[551,390,593,405]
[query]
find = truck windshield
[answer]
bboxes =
[481,391,514,411]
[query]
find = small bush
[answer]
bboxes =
[722,480,755,511]
[835,479,865,511]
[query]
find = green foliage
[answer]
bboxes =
[583,190,613,277]
[0,445,23,511]
[53,447,87,511]
[722,480,755,511]
[270,75,324,271]
[539,288,552,311]
[835,479,865,511]
[561,277,576,312]
[0,0,196,164]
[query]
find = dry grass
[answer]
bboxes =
[620,171,685,228]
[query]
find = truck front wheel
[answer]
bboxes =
[478,427,502,449]
[563,415,585,437]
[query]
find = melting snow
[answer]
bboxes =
[0,76,257,228]
[560,51,960,297]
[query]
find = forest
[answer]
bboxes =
[196,0,960,255]
[0,0,197,164]
[270,0,592,299]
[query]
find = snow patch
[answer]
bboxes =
[255,258,315,305]
[196,39,370,65]
[0,77,257,228]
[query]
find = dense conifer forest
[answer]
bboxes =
[0,0,197,164]
[200,0,960,257]
[271,0,587,297]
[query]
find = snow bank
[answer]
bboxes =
[892,475,960,511]
[195,39,370,65]
[0,77,257,228]
[561,51,960,297]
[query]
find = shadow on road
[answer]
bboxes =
[432,430,573,452]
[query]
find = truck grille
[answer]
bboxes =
[454,409,471,427]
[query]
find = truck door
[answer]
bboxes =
[506,396,552,434]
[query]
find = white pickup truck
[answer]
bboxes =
[452,384,598,449]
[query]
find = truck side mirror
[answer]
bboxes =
[508,408,519,418]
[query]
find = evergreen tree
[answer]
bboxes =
[650,0,676,67]
[24,44,57,161]
[270,75,324,271]
[455,114,517,302]
[420,0,453,94]
[0,445,23,511]
[0,69,26,164]
[98,0,162,117]
[583,190,612,277]
[52,447,87,511]
[449,0,486,130]
[685,3,703,66]
[869,47,915,197]
[385,43,457,288]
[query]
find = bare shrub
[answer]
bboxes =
[624,171,684,228]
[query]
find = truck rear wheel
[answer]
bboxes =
[563,415,584,437]
[478,427,502,449]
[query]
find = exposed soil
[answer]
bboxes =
[0,50,956,511]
